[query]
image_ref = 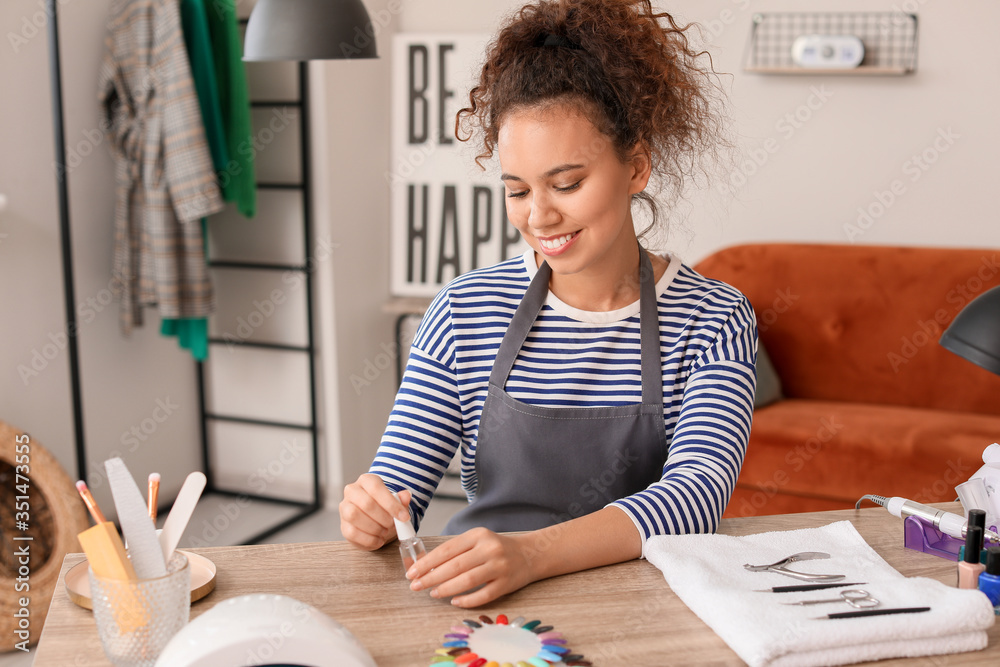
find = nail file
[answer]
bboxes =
[105,457,168,578]
[77,523,146,631]
[159,471,207,563]
[77,522,137,581]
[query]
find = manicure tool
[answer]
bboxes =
[148,472,160,522]
[755,582,866,593]
[159,471,207,563]
[781,589,880,609]
[106,457,167,578]
[743,552,845,582]
[74,480,137,581]
[813,607,931,620]
[857,494,1000,542]
[75,479,145,632]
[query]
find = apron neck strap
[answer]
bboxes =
[637,246,661,407]
[489,259,551,388]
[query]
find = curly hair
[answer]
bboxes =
[456,0,729,239]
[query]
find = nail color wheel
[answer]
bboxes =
[429,613,591,666]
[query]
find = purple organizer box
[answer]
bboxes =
[904,515,999,561]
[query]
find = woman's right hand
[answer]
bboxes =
[340,473,412,550]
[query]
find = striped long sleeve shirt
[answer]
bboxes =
[370,251,757,543]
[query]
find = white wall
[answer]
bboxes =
[0,0,73,478]
[5,0,998,519]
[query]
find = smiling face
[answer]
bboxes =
[498,101,651,280]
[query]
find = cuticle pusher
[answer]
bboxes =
[754,582,867,593]
[813,607,931,620]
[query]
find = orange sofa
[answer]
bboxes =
[693,244,1000,518]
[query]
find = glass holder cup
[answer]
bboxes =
[88,551,190,667]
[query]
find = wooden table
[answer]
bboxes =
[33,504,998,666]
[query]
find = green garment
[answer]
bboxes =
[165,0,257,360]
[205,0,256,218]
[160,219,210,361]
[160,317,209,361]
[165,0,231,360]
[179,0,229,173]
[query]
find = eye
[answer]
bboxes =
[555,181,582,193]
[506,189,528,199]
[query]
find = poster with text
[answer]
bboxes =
[390,33,529,298]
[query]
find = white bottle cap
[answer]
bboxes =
[391,492,415,540]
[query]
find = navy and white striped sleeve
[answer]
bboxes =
[368,290,464,529]
[611,295,757,542]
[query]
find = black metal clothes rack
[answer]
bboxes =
[48,0,88,483]
[195,22,321,545]
[47,2,321,544]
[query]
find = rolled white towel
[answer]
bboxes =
[643,520,995,667]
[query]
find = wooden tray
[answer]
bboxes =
[64,550,216,609]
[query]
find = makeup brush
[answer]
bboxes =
[76,480,106,525]
[148,472,160,522]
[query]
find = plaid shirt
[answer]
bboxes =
[99,0,223,334]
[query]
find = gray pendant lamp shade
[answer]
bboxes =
[939,285,1000,376]
[244,0,379,61]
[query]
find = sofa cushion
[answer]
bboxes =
[754,343,783,409]
[729,398,1000,517]
[694,244,1000,416]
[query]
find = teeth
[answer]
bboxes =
[540,233,575,250]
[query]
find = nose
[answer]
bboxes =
[527,191,560,230]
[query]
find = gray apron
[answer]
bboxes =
[444,249,668,534]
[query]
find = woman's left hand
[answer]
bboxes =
[405,527,536,607]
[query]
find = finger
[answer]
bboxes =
[426,562,494,600]
[342,526,384,551]
[412,535,512,595]
[410,545,484,591]
[339,498,391,540]
[449,579,508,608]
[339,516,388,551]
[360,475,410,522]
[348,476,403,527]
[407,533,476,580]
[397,488,413,513]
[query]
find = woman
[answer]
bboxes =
[341,0,757,608]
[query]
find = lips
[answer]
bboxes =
[538,231,579,253]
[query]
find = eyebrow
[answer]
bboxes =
[500,163,586,182]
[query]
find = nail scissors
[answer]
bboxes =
[781,589,881,609]
[743,552,845,582]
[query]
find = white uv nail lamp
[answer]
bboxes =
[155,594,376,667]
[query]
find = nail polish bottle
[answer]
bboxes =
[968,508,987,537]
[391,492,426,572]
[958,526,985,589]
[978,546,1000,614]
